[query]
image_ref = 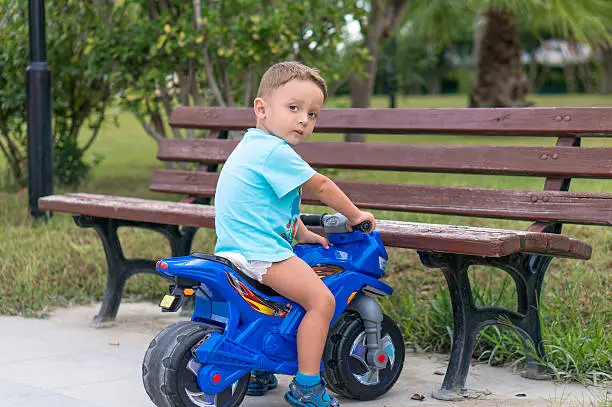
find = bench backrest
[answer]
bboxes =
[152,107,612,232]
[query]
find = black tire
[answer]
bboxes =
[143,321,250,407]
[323,312,405,401]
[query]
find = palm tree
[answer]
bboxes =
[403,0,612,107]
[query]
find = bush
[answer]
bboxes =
[0,0,116,188]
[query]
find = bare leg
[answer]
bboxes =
[263,256,335,375]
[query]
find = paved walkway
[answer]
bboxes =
[1,302,607,407]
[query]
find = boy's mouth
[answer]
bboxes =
[294,130,304,135]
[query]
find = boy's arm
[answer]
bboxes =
[303,173,376,230]
[295,217,330,248]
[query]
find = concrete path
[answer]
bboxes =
[1,302,607,407]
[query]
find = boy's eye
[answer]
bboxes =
[309,112,318,119]
[289,105,298,111]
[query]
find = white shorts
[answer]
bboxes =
[215,252,273,284]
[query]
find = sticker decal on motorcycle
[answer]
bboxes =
[312,264,344,278]
[225,272,292,317]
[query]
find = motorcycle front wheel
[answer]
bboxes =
[323,311,405,400]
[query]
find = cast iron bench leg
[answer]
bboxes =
[486,254,554,380]
[518,254,555,380]
[435,254,477,401]
[73,215,198,328]
[418,251,555,401]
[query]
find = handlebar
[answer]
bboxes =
[354,220,373,233]
[299,213,373,234]
[299,214,325,227]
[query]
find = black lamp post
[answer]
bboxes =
[27,0,53,219]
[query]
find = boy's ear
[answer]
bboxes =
[253,97,266,119]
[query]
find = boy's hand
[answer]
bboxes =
[296,230,330,249]
[347,211,376,233]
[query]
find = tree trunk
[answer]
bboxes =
[527,54,539,91]
[469,6,531,108]
[600,44,612,93]
[347,13,383,142]
[346,0,409,142]
[424,76,442,94]
[347,73,375,142]
[577,63,596,93]
[564,64,578,93]
[472,13,485,68]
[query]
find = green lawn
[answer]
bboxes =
[0,94,610,385]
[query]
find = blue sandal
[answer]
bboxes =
[284,378,340,407]
[247,370,278,396]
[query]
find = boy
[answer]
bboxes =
[214,61,376,407]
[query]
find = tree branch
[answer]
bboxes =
[157,90,184,139]
[159,0,170,12]
[0,133,24,185]
[194,0,227,106]
[388,1,410,35]
[200,44,227,106]
[328,75,350,97]
[194,0,201,25]
[136,116,165,143]
[0,124,14,159]
[189,57,203,106]
[2,125,24,164]
[0,139,12,167]
[177,71,197,138]
[222,61,234,106]
[148,0,159,19]
[177,71,191,105]
[81,92,110,152]
[243,67,253,106]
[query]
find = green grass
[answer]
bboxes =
[0,94,610,386]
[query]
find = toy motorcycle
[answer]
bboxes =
[143,213,404,407]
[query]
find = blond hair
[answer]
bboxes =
[257,61,327,101]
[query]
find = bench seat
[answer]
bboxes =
[39,193,592,260]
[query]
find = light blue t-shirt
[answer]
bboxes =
[214,128,317,262]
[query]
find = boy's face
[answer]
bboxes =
[254,79,324,145]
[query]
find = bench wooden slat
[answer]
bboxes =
[150,170,612,226]
[157,139,612,178]
[169,106,612,136]
[37,193,592,260]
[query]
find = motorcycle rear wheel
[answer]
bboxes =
[143,321,250,407]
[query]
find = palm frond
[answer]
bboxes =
[518,0,612,44]
[404,0,474,46]
[404,0,612,46]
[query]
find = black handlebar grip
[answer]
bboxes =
[300,214,324,227]
[354,221,372,233]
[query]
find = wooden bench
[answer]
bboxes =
[39,106,612,400]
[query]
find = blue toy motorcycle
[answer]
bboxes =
[143,213,404,407]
